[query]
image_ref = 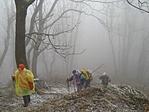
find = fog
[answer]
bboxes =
[0,0,149,89]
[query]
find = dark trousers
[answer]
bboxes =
[23,95,30,106]
[85,79,90,88]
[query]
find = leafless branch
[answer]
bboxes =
[26,0,36,7]
[126,0,149,13]
[63,48,87,59]
[26,35,37,43]
[26,20,80,37]
[44,35,87,59]
[70,0,120,4]
[46,8,109,30]
[43,0,59,22]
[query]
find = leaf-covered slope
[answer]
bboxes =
[1,84,149,112]
[34,84,149,112]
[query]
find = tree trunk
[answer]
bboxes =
[14,0,35,68]
[32,51,38,78]
[15,1,28,68]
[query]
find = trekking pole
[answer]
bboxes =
[92,64,104,73]
[66,78,70,93]
[73,83,76,92]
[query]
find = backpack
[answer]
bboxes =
[81,69,89,80]
[87,71,92,80]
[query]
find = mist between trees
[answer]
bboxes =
[0,0,149,91]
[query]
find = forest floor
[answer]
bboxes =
[1,81,149,112]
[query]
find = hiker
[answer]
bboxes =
[67,70,86,92]
[99,72,111,88]
[86,69,93,87]
[11,64,35,107]
[81,69,91,88]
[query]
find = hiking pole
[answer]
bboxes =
[66,78,70,93]
[92,64,104,73]
[73,83,76,92]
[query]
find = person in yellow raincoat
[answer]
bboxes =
[11,64,35,107]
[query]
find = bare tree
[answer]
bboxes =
[0,0,15,67]
[24,0,82,77]
[101,1,149,84]
[104,4,118,76]
[13,0,125,78]
[137,31,149,83]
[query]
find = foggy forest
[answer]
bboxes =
[0,0,148,85]
[1,0,149,111]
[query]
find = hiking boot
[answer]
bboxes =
[28,95,31,103]
[23,95,29,107]
[23,103,28,107]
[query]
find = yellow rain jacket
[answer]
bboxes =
[13,68,35,96]
[81,69,89,80]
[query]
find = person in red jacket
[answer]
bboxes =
[11,64,35,107]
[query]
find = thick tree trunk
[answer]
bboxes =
[15,5,28,68]
[14,0,36,68]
